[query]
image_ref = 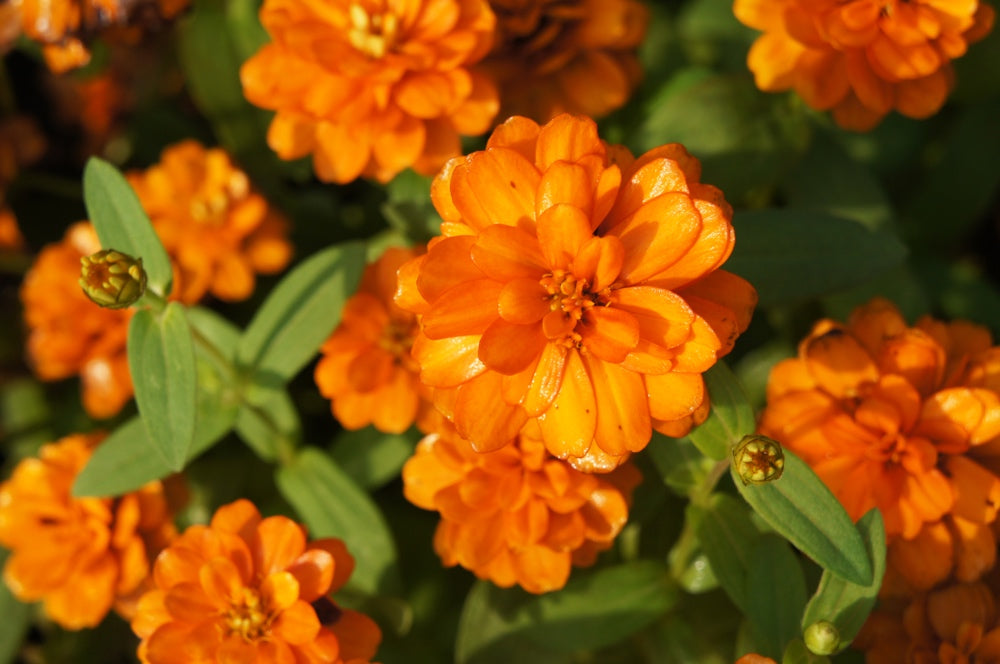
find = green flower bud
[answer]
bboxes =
[79,249,147,309]
[733,434,785,485]
[803,620,840,655]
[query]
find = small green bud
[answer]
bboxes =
[803,620,840,655]
[733,434,785,485]
[79,249,147,309]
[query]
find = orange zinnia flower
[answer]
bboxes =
[856,581,1000,663]
[21,141,292,419]
[394,114,757,471]
[733,0,996,130]
[131,499,381,664]
[402,421,640,593]
[240,0,499,184]
[759,298,1000,590]
[127,140,293,303]
[0,433,180,629]
[482,0,648,121]
[315,245,434,434]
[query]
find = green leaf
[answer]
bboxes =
[234,386,300,462]
[128,303,198,470]
[688,493,763,612]
[0,550,32,664]
[275,448,400,595]
[782,639,832,664]
[646,433,717,497]
[688,362,755,460]
[72,418,168,496]
[456,562,678,663]
[330,426,420,490]
[801,509,886,653]
[667,523,719,594]
[725,209,908,307]
[732,449,872,586]
[745,535,808,659]
[237,241,366,384]
[82,157,172,296]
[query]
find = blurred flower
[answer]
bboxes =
[0,433,181,629]
[315,245,434,434]
[402,421,641,593]
[395,114,756,472]
[127,140,293,303]
[856,580,1000,662]
[22,222,136,418]
[735,656,778,664]
[759,297,1000,591]
[10,0,190,73]
[0,208,25,253]
[0,115,46,194]
[733,0,994,131]
[21,141,292,418]
[734,0,996,130]
[240,0,499,184]
[131,499,381,664]
[483,0,648,121]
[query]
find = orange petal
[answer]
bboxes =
[145,622,220,664]
[254,516,307,576]
[946,456,1000,524]
[645,372,706,422]
[513,545,572,594]
[609,192,703,285]
[533,114,604,170]
[578,307,640,363]
[479,319,547,375]
[412,334,486,387]
[538,350,596,459]
[199,557,244,606]
[308,538,355,594]
[211,499,261,540]
[583,355,652,455]
[416,236,482,302]
[454,372,528,452]
[523,342,569,416]
[451,148,540,231]
[537,161,594,219]
[536,203,593,268]
[471,224,546,280]
[886,521,954,591]
[802,326,880,399]
[498,278,550,324]
[272,599,321,645]
[164,582,219,622]
[285,549,334,602]
[421,279,503,339]
[571,235,624,292]
[613,285,695,350]
[328,608,382,662]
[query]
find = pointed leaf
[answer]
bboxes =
[330,426,420,490]
[128,303,197,470]
[732,449,872,586]
[0,550,32,664]
[83,157,172,296]
[237,242,366,384]
[276,448,400,595]
[688,493,763,612]
[746,535,808,659]
[801,509,886,653]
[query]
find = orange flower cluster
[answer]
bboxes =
[402,422,640,593]
[0,433,180,629]
[131,499,381,664]
[7,0,189,72]
[20,141,292,419]
[240,0,499,184]
[733,0,996,130]
[759,298,1000,593]
[315,246,434,434]
[395,113,757,472]
[483,0,648,121]
[857,578,1000,662]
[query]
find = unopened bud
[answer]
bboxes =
[79,249,147,309]
[733,434,785,485]
[804,620,840,655]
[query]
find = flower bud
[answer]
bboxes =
[79,249,147,309]
[733,434,785,485]
[803,620,840,655]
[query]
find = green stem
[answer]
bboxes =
[690,459,730,506]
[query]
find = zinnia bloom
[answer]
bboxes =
[0,433,180,629]
[131,499,381,664]
[240,0,499,184]
[482,0,648,121]
[11,0,190,72]
[856,581,1000,663]
[402,421,641,593]
[315,245,434,433]
[127,140,293,303]
[394,113,757,471]
[733,0,996,130]
[759,297,1000,591]
[21,141,292,418]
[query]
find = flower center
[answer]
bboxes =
[224,587,273,642]
[379,318,418,367]
[348,3,399,59]
[541,269,600,321]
